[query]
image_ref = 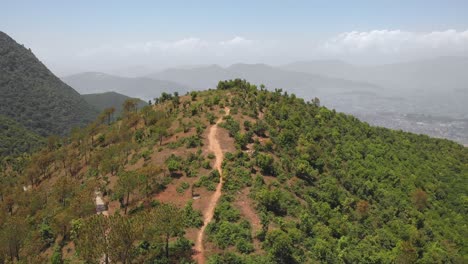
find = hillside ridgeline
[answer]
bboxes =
[0,80,466,263]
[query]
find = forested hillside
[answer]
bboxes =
[82,91,147,115]
[62,72,191,101]
[0,115,44,157]
[0,80,466,263]
[0,31,98,137]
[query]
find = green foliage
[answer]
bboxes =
[190,91,198,101]
[116,170,140,214]
[208,252,278,264]
[255,153,275,175]
[195,170,220,191]
[141,149,153,161]
[183,135,203,148]
[183,201,203,228]
[39,221,55,247]
[176,181,190,194]
[134,129,145,143]
[236,239,254,254]
[207,195,254,254]
[220,116,240,137]
[82,92,146,118]
[255,188,290,216]
[225,83,468,263]
[264,230,296,264]
[223,165,252,192]
[166,155,182,176]
[2,78,467,263]
[206,220,252,250]
[0,115,45,157]
[208,252,244,264]
[0,32,98,137]
[214,199,241,222]
[217,79,257,91]
[50,245,63,264]
[234,132,251,150]
[202,159,212,169]
[206,112,217,124]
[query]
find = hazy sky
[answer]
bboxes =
[3,0,468,76]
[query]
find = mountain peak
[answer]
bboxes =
[0,32,98,136]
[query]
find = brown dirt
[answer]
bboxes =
[234,188,261,233]
[155,176,198,207]
[193,108,229,264]
[233,188,264,252]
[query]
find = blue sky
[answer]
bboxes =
[3,0,468,75]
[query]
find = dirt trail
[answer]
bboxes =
[94,191,109,263]
[95,191,109,216]
[193,108,229,264]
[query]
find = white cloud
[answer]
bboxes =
[321,29,468,55]
[219,36,253,46]
[65,30,468,74]
[69,36,261,74]
[78,36,253,57]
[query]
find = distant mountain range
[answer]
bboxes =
[147,63,380,99]
[60,58,468,144]
[62,72,191,101]
[281,56,468,94]
[281,57,468,119]
[2,28,466,146]
[0,31,98,137]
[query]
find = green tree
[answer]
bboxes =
[264,230,296,264]
[0,216,28,262]
[108,214,141,264]
[256,153,275,175]
[146,204,185,259]
[73,215,111,264]
[116,171,140,214]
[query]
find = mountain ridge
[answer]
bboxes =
[82,91,147,115]
[0,31,98,137]
[147,63,380,98]
[62,71,191,101]
[1,80,466,263]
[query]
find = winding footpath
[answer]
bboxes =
[95,191,109,216]
[193,108,229,264]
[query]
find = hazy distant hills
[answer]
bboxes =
[82,91,147,115]
[282,57,468,119]
[0,31,98,137]
[62,72,191,101]
[148,63,380,98]
[148,64,231,89]
[282,57,468,94]
[146,60,468,144]
[60,55,468,144]
[281,58,468,143]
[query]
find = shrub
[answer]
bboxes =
[50,245,62,264]
[206,221,251,249]
[134,129,145,143]
[236,239,254,254]
[202,160,212,169]
[255,153,275,175]
[177,182,190,193]
[183,201,203,228]
[184,136,203,148]
[39,222,55,247]
[141,149,153,161]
